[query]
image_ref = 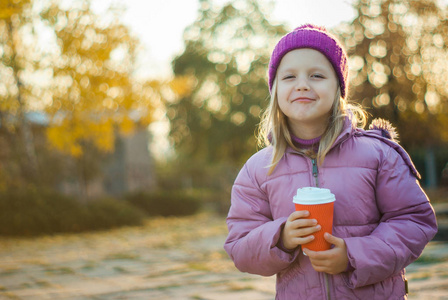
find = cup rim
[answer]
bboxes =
[293,197,335,205]
[293,187,335,205]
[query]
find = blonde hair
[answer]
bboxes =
[258,77,367,175]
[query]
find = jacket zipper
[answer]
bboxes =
[311,158,331,300]
[311,158,319,187]
[324,273,331,300]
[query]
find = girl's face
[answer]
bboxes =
[276,48,338,139]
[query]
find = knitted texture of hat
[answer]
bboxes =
[268,24,348,98]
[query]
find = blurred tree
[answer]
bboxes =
[0,0,39,181]
[335,0,448,149]
[0,0,191,190]
[40,1,156,157]
[335,0,448,187]
[169,0,286,169]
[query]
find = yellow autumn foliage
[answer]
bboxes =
[37,2,193,157]
[169,76,195,99]
[0,0,30,20]
[118,115,136,136]
[44,75,192,158]
[46,118,115,157]
[0,0,193,159]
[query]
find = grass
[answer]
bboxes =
[144,267,190,278]
[34,279,53,287]
[19,282,32,289]
[0,291,20,299]
[414,255,448,265]
[187,262,212,272]
[113,266,130,274]
[153,283,182,291]
[0,267,21,276]
[227,282,255,292]
[408,272,432,281]
[81,261,97,271]
[0,212,258,298]
[4,210,447,298]
[104,252,140,261]
[44,266,76,275]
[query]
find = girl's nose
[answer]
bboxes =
[295,78,310,91]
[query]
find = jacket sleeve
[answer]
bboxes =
[224,163,299,276]
[344,146,438,288]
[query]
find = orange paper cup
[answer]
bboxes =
[293,187,335,252]
[294,202,334,251]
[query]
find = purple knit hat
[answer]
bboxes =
[268,24,348,98]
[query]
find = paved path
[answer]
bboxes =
[0,213,447,299]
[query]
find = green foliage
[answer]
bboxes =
[0,0,187,190]
[155,160,237,214]
[0,188,145,236]
[409,147,448,186]
[82,197,146,231]
[335,0,448,148]
[125,190,202,217]
[169,0,287,166]
[0,188,80,236]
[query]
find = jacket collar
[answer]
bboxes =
[285,116,355,154]
[331,116,356,149]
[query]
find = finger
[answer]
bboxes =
[285,226,317,239]
[307,255,332,272]
[302,247,319,258]
[304,247,334,261]
[294,224,321,237]
[289,210,310,221]
[292,235,315,246]
[324,233,344,247]
[311,263,337,275]
[291,218,318,230]
[303,249,330,269]
[311,265,327,273]
[302,248,310,256]
[307,257,329,269]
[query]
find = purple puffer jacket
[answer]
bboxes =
[224,119,437,300]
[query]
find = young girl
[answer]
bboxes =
[224,24,437,299]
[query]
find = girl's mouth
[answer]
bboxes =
[292,97,315,103]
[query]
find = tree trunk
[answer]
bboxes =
[424,146,438,189]
[7,20,39,182]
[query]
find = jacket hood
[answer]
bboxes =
[368,118,399,142]
[357,118,421,179]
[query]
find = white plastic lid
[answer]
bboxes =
[293,187,335,205]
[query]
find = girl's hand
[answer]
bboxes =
[303,233,349,275]
[281,210,322,250]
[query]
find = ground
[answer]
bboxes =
[0,213,447,300]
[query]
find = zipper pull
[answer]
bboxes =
[311,159,319,187]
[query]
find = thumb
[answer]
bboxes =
[324,233,343,246]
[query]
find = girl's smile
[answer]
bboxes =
[292,97,315,103]
[276,48,338,139]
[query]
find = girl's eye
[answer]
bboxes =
[311,74,325,79]
[282,75,295,80]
